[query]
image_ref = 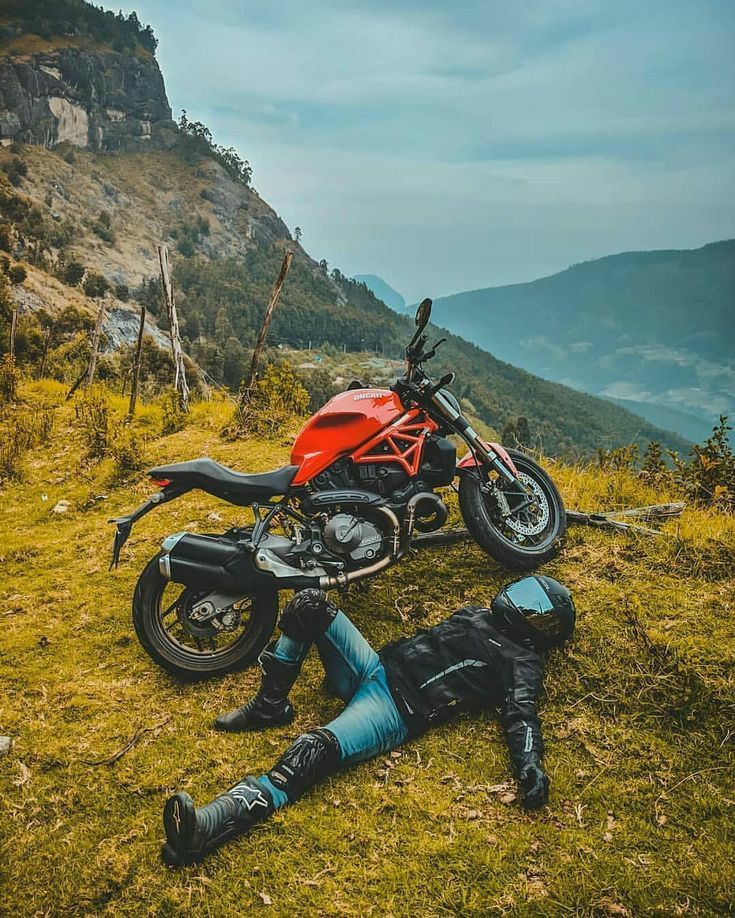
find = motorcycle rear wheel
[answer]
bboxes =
[132,552,278,680]
[458,448,566,571]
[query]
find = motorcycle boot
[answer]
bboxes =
[214,642,299,732]
[162,776,274,867]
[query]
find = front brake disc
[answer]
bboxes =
[503,472,550,537]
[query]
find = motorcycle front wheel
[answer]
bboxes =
[458,448,566,571]
[132,553,278,680]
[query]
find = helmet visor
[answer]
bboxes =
[503,577,564,639]
[504,577,555,614]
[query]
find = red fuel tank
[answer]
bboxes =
[290,388,405,485]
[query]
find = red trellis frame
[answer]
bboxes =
[351,409,439,477]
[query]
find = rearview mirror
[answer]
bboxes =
[415,297,432,328]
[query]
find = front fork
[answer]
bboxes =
[472,441,532,514]
[448,411,531,514]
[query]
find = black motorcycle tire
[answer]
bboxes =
[132,552,278,680]
[458,448,566,571]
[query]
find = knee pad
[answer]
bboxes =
[278,589,338,643]
[266,729,341,803]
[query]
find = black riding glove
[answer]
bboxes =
[518,760,549,810]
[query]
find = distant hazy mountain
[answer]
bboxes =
[605,398,715,446]
[428,241,735,442]
[352,274,406,312]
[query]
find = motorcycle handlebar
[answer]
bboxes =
[405,334,445,367]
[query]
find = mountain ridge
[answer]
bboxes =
[426,240,735,440]
[351,274,406,313]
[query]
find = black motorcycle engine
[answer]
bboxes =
[322,513,384,563]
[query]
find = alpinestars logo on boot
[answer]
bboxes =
[231,784,269,810]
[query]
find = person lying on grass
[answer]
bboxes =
[161,576,576,867]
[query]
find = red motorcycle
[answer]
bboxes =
[112,299,566,679]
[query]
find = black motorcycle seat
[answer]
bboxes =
[149,457,299,503]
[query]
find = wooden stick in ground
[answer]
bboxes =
[157,244,189,411]
[36,326,51,379]
[246,249,293,392]
[128,305,146,416]
[85,301,106,387]
[65,366,87,401]
[8,307,17,358]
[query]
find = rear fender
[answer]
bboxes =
[457,441,519,477]
[109,481,191,568]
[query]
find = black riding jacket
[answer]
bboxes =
[379,605,544,775]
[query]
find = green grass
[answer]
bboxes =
[1,382,733,915]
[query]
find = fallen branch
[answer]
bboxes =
[79,715,171,766]
[411,528,471,548]
[411,503,686,548]
[566,502,685,536]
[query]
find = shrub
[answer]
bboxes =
[673,416,735,511]
[114,283,129,302]
[501,415,532,449]
[8,264,27,285]
[160,389,187,435]
[0,406,53,480]
[92,211,115,244]
[597,444,639,471]
[639,441,672,491]
[176,238,194,258]
[228,360,309,438]
[73,386,110,459]
[0,223,14,252]
[110,422,146,477]
[299,366,341,412]
[3,157,28,187]
[83,271,109,299]
[63,261,86,287]
[72,385,146,472]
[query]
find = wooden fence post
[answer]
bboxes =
[128,304,146,417]
[9,307,17,358]
[37,326,51,378]
[157,245,189,411]
[246,249,293,392]
[85,301,105,387]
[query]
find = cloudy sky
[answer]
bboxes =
[123,0,734,302]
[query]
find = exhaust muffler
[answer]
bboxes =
[159,532,317,592]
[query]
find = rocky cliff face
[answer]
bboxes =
[0,43,177,152]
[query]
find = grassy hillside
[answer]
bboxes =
[0,142,691,457]
[1,382,733,915]
[429,241,735,436]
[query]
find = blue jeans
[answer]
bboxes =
[259,611,409,809]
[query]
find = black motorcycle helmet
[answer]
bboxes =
[491,575,575,651]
